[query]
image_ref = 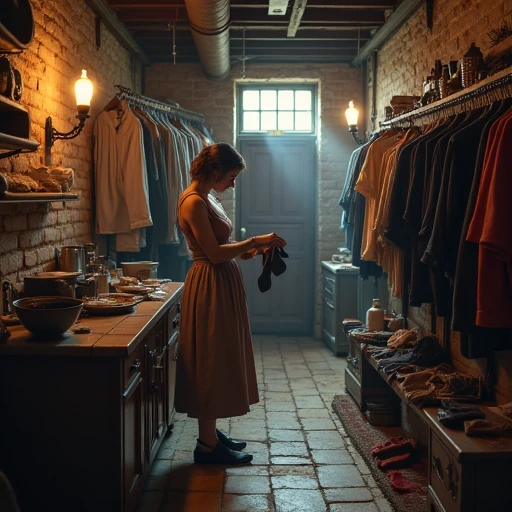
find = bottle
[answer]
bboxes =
[439,65,450,99]
[366,299,385,332]
[97,264,109,295]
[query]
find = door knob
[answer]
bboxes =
[240,227,247,240]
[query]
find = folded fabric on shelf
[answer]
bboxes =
[437,400,485,429]
[396,364,482,406]
[387,328,419,349]
[464,419,512,437]
[375,335,448,375]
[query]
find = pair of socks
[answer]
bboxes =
[257,245,289,293]
[376,452,416,470]
[371,436,416,460]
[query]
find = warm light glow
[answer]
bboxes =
[75,69,93,115]
[345,100,359,127]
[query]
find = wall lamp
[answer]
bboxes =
[345,101,369,145]
[45,69,93,165]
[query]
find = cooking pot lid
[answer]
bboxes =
[28,271,81,279]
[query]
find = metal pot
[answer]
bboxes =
[24,272,80,298]
[58,245,86,274]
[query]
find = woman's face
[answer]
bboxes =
[212,167,243,193]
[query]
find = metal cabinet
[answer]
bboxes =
[321,262,359,355]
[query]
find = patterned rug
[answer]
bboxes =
[332,395,428,512]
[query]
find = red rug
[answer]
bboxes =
[332,395,428,512]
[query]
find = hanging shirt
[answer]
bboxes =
[93,101,152,234]
[467,112,512,328]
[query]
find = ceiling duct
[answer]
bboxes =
[185,0,231,80]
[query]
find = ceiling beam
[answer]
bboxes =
[288,0,308,37]
[230,29,372,40]
[353,0,422,66]
[114,7,385,23]
[85,0,150,65]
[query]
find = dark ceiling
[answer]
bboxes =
[104,0,397,64]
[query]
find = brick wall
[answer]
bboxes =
[0,0,140,283]
[372,0,512,403]
[146,62,363,337]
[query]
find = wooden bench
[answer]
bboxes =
[346,335,512,512]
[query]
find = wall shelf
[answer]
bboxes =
[0,95,40,158]
[0,197,79,204]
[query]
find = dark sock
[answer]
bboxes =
[278,247,289,258]
[257,248,273,292]
[271,246,287,276]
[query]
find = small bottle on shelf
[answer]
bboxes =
[366,299,385,332]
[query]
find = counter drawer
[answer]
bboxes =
[123,343,145,389]
[322,296,336,336]
[322,274,336,304]
[429,432,461,512]
[167,302,181,341]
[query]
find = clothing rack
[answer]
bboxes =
[114,84,206,124]
[381,67,512,127]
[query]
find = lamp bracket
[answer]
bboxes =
[45,114,89,166]
[348,127,369,145]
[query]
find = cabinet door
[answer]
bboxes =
[123,371,145,512]
[146,320,167,464]
[166,331,179,428]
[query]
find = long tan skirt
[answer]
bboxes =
[174,259,259,419]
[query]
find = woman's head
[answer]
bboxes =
[190,143,246,192]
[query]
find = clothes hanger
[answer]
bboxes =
[103,95,123,112]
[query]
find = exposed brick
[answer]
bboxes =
[19,230,43,248]
[0,234,18,254]
[4,215,28,232]
[24,251,38,267]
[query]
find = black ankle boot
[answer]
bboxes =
[194,441,253,465]
[216,429,247,451]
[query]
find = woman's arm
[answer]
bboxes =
[181,195,284,264]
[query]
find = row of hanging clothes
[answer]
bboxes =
[340,72,512,359]
[93,85,213,279]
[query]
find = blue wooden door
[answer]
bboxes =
[237,137,316,334]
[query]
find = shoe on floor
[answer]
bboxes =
[194,441,253,465]
[216,429,247,451]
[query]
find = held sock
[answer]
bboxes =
[257,247,273,293]
[257,246,289,292]
[271,246,288,276]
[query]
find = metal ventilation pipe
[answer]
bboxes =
[185,0,231,80]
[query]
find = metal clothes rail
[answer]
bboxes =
[380,67,512,127]
[114,84,206,124]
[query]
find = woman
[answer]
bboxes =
[175,143,286,465]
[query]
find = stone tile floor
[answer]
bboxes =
[135,336,393,512]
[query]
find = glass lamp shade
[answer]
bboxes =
[75,69,93,116]
[345,101,359,129]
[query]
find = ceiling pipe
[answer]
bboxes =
[185,0,231,80]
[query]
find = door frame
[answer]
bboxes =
[235,134,318,335]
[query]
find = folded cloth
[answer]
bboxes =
[371,436,417,460]
[387,329,418,349]
[377,335,448,375]
[396,364,483,406]
[437,400,485,429]
[388,471,420,493]
[464,419,512,437]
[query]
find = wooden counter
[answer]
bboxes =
[0,282,184,512]
[0,282,183,356]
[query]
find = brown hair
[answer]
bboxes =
[189,143,246,183]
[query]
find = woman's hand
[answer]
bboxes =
[252,233,287,249]
[240,248,261,260]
